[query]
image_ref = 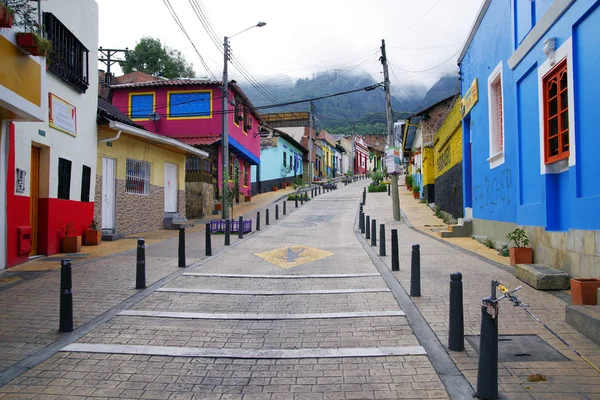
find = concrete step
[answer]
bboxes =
[565,305,600,346]
[440,219,473,238]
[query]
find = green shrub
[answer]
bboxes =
[499,245,509,257]
[406,175,413,187]
[434,204,441,218]
[287,193,310,201]
[483,237,495,249]
[506,228,529,248]
[412,184,421,193]
[367,183,387,193]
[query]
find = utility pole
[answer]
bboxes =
[381,39,401,221]
[98,47,129,87]
[309,101,316,183]
[221,36,230,220]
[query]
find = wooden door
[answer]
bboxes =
[29,146,40,255]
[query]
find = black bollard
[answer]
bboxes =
[256,211,261,231]
[276,204,279,220]
[361,212,366,234]
[312,188,314,197]
[363,191,366,205]
[225,220,231,245]
[379,224,386,256]
[178,226,186,268]
[449,272,465,351]
[371,219,377,246]
[366,215,371,239]
[388,183,391,196]
[391,229,399,271]
[205,223,212,256]
[359,211,364,231]
[136,238,146,289]
[476,296,498,400]
[410,244,421,296]
[59,259,73,332]
[266,209,270,225]
[304,192,308,202]
[301,193,304,205]
[238,216,244,239]
[295,195,298,208]
[319,187,321,195]
[283,200,287,215]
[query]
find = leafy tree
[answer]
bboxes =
[225,163,241,219]
[121,37,195,79]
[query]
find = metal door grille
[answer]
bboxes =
[126,159,150,195]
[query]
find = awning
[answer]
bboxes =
[230,136,260,165]
[178,136,221,146]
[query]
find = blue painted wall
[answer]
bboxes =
[461,0,600,232]
[251,136,303,184]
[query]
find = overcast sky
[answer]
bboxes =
[97,0,484,94]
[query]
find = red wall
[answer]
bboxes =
[111,84,261,160]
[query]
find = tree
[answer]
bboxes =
[121,37,195,79]
[225,163,241,219]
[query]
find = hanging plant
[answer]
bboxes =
[0,2,15,28]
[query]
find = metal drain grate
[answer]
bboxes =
[466,334,569,362]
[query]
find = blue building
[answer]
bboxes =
[251,127,306,194]
[459,0,600,276]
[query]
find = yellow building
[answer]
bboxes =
[96,98,208,236]
[433,95,463,218]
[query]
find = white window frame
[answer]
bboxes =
[537,36,576,175]
[487,61,505,169]
[126,158,151,195]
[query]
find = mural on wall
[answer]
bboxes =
[473,168,512,213]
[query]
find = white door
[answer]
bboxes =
[101,157,116,230]
[164,162,178,212]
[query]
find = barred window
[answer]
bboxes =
[126,159,150,195]
[58,158,72,200]
[81,165,91,202]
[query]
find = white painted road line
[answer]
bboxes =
[118,310,406,320]
[182,273,381,279]
[156,288,391,295]
[62,343,426,358]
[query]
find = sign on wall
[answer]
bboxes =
[15,168,26,193]
[49,93,77,136]
[385,146,402,174]
[460,78,478,118]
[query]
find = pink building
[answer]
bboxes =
[110,78,262,203]
[354,136,369,175]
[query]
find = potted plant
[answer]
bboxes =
[405,175,413,190]
[16,31,51,56]
[412,184,420,199]
[61,222,81,253]
[84,220,102,246]
[272,185,278,191]
[570,278,600,305]
[506,228,533,266]
[0,3,15,28]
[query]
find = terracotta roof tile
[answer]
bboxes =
[177,136,221,146]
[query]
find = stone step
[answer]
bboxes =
[515,263,570,290]
[565,305,600,346]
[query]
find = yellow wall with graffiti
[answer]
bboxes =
[422,148,435,186]
[434,99,462,178]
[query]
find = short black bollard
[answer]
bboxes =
[205,223,212,256]
[449,272,464,351]
[359,211,364,231]
[301,193,304,205]
[366,215,371,239]
[371,219,377,246]
[256,211,261,231]
[136,239,146,289]
[295,196,298,208]
[266,209,270,225]
[361,212,366,234]
[238,216,244,239]
[391,229,399,271]
[476,296,498,400]
[410,244,421,296]
[363,191,366,205]
[388,184,391,196]
[379,224,386,256]
[59,259,73,332]
[225,220,231,245]
[312,188,314,197]
[319,187,321,195]
[283,200,287,215]
[275,204,279,220]
[178,226,186,268]
[304,192,308,202]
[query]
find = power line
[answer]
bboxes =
[395,0,442,38]
[390,51,460,73]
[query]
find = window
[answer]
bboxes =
[81,165,91,202]
[126,159,150,195]
[44,13,89,93]
[168,91,211,119]
[243,107,250,133]
[543,60,569,164]
[487,62,505,168]
[289,155,293,170]
[58,158,72,200]
[283,152,287,167]
[130,93,155,120]
[234,97,241,126]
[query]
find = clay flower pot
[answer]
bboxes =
[84,230,101,246]
[509,247,533,266]
[61,235,81,253]
[570,278,600,305]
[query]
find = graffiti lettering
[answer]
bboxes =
[437,147,451,172]
[473,168,512,212]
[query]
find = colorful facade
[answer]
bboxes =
[109,79,261,204]
[2,0,98,269]
[459,0,600,275]
[354,136,368,175]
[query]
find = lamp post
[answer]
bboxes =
[221,22,266,219]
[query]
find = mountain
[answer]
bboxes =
[419,75,460,110]
[237,70,420,132]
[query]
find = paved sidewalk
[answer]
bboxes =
[361,186,600,399]
[0,187,305,377]
[0,178,452,399]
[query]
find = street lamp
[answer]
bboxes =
[221,22,266,219]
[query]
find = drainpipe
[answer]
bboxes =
[98,130,122,143]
